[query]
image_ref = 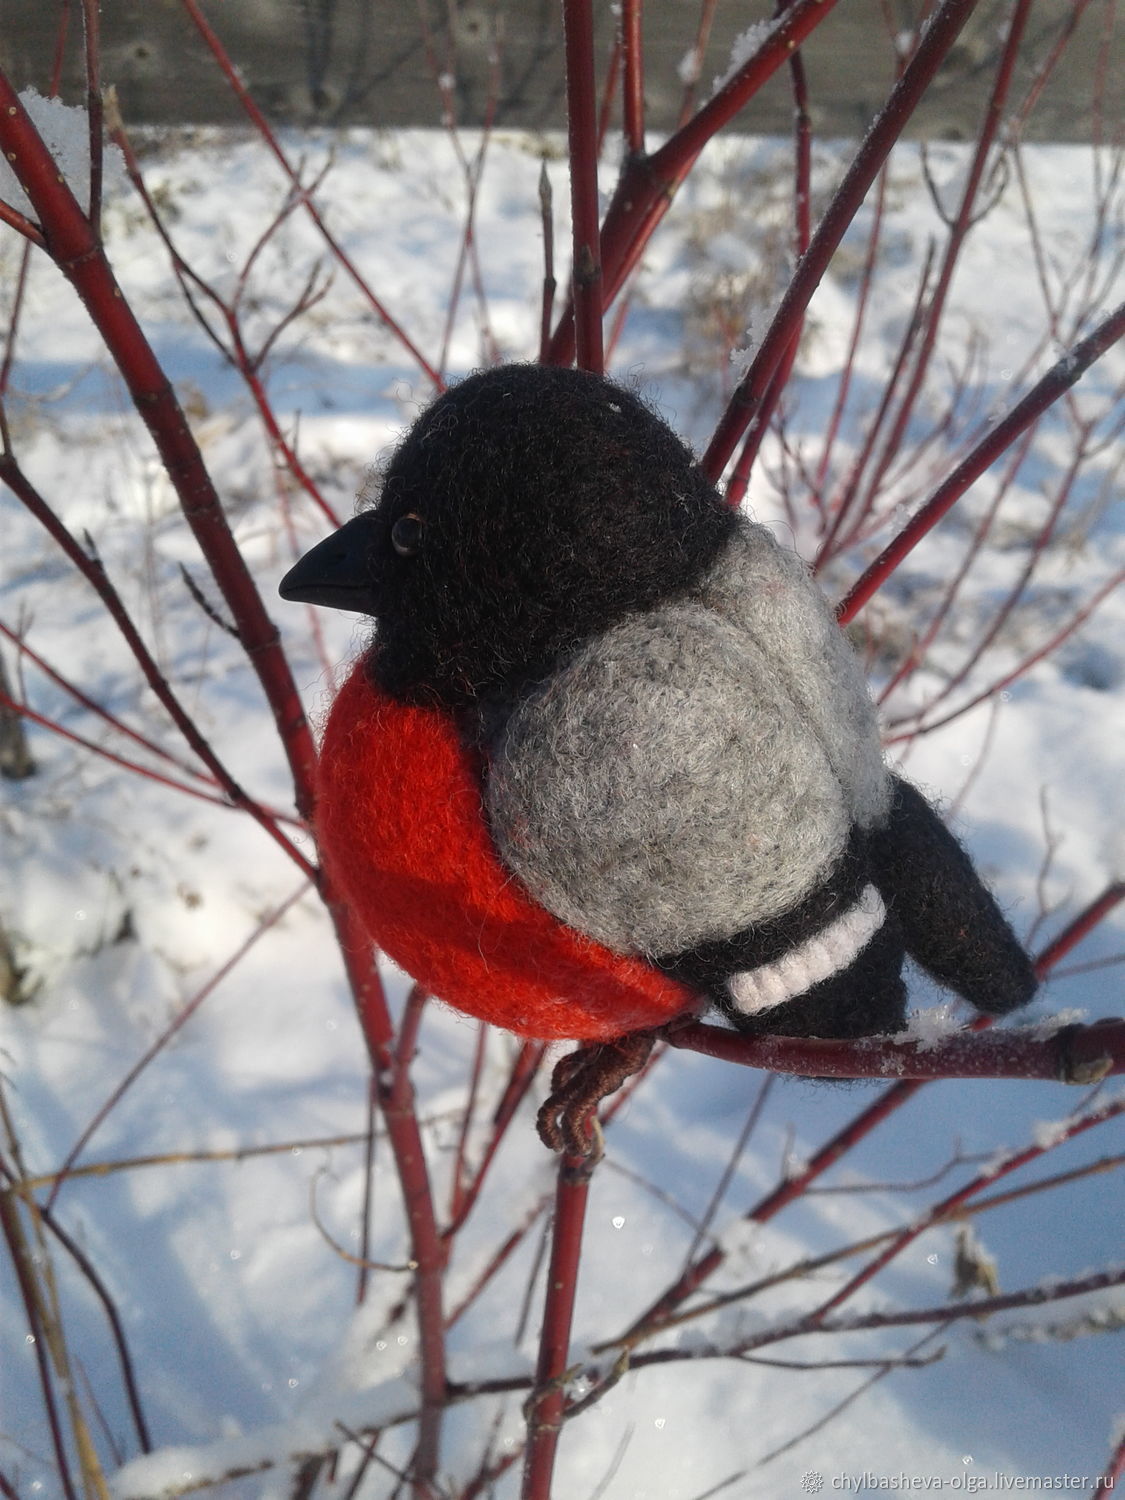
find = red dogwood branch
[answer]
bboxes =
[624,1266,1125,1370]
[0,620,222,788]
[562,0,605,375]
[836,300,1125,624]
[804,1095,1125,1325]
[620,0,645,157]
[546,0,845,366]
[0,75,451,1493]
[521,1150,596,1500]
[701,0,983,481]
[373,987,447,1495]
[724,0,813,506]
[0,72,320,816]
[0,688,244,816]
[1093,1429,1125,1500]
[0,450,313,871]
[666,1017,1125,1084]
[843,0,1034,525]
[175,0,443,391]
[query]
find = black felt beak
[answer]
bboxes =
[279,512,381,614]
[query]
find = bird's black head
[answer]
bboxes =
[279,364,736,706]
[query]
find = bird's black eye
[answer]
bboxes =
[391,513,425,558]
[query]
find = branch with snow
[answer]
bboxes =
[667,1015,1125,1085]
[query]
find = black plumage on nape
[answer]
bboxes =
[361,364,739,706]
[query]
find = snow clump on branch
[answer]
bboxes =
[711,19,782,97]
[0,87,124,218]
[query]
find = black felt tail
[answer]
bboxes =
[869,775,1037,1015]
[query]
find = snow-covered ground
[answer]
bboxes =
[1,124,1122,1499]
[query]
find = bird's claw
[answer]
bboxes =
[536,1030,659,1157]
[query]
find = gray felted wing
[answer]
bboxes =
[484,521,891,961]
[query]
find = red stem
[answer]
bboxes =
[621,0,645,156]
[666,1018,1125,1083]
[723,6,813,507]
[0,620,221,787]
[416,17,502,382]
[0,74,320,821]
[0,198,46,245]
[877,427,1036,709]
[356,1081,379,1306]
[1092,1428,1125,1500]
[627,1266,1125,1367]
[175,0,442,391]
[1035,883,1125,976]
[233,355,343,527]
[0,0,68,376]
[897,566,1125,743]
[836,301,1125,625]
[0,241,33,397]
[673,0,720,129]
[537,164,557,365]
[595,34,622,157]
[1007,0,1095,146]
[811,164,893,501]
[79,0,102,238]
[11,1186,153,1455]
[2,37,445,1488]
[616,1073,921,1347]
[0,688,247,816]
[814,241,937,570]
[924,501,1124,714]
[109,117,342,529]
[547,0,843,367]
[444,1041,546,1240]
[45,883,312,1210]
[521,1152,595,1500]
[702,0,982,483]
[0,452,313,871]
[448,1026,490,1226]
[816,1266,1125,1336]
[806,1097,1124,1324]
[562,0,605,374]
[0,1192,79,1500]
[850,0,1034,522]
[602,286,633,364]
[445,1194,551,1330]
[47,0,72,90]
[370,987,446,1497]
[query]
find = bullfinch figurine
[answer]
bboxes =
[280,364,1037,1152]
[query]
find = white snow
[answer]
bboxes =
[0,87,126,217]
[897,1003,965,1051]
[712,21,782,97]
[1030,1117,1072,1151]
[677,48,702,88]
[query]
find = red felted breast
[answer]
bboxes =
[315,658,694,1041]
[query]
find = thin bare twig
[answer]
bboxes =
[46,882,312,1209]
[702,0,984,481]
[836,302,1125,624]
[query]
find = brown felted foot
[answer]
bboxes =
[536,1030,659,1157]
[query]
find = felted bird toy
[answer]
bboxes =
[280,363,1037,1153]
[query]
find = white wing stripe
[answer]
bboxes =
[727,884,886,1017]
